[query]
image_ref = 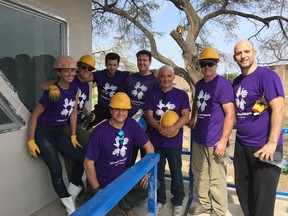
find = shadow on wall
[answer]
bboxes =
[0,54,56,111]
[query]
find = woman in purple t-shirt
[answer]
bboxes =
[27,56,85,215]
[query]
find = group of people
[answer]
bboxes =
[27,39,285,216]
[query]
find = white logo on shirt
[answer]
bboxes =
[156,99,176,116]
[102,83,117,98]
[131,81,147,100]
[235,86,248,111]
[61,98,76,116]
[78,89,87,109]
[197,90,210,112]
[112,135,129,157]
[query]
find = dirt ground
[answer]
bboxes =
[180,126,288,193]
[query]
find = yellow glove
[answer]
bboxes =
[86,112,96,123]
[27,139,40,158]
[49,85,61,102]
[71,135,83,149]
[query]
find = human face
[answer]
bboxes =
[137,54,151,73]
[158,68,175,91]
[57,68,76,83]
[233,40,256,72]
[110,108,128,124]
[106,59,119,77]
[78,63,93,80]
[200,61,217,82]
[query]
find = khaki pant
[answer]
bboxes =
[192,142,227,216]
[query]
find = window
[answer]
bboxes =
[0,2,66,111]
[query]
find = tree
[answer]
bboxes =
[91,0,288,90]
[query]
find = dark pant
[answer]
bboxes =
[234,140,281,216]
[156,148,185,206]
[35,124,84,198]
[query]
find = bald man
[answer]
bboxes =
[233,40,285,216]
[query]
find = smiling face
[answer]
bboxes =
[77,63,93,80]
[199,60,217,82]
[233,40,257,74]
[158,67,175,92]
[57,68,76,83]
[137,54,151,74]
[106,59,119,77]
[110,108,128,125]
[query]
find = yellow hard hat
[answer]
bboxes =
[78,55,95,68]
[160,110,179,137]
[109,92,132,109]
[199,47,220,62]
[53,55,77,69]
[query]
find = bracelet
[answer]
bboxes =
[92,186,101,194]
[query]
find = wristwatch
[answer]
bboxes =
[92,186,101,194]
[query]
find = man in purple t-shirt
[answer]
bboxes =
[123,50,159,166]
[233,40,285,216]
[86,53,130,129]
[84,92,154,216]
[145,65,190,216]
[187,48,235,216]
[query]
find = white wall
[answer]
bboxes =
[0,0,92,215]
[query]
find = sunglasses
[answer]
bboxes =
[161,93,166,104]
[80,65,94,72]
[118,130,124,148]
[199,61,216,68]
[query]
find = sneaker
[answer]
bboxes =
[189,205,211,215]
[173,205,183,216]
[156,203,165,215]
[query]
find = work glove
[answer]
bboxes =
[85,112,96,123]
[71,135,83,149]
[27,139,40,158]
[49,85,61,102]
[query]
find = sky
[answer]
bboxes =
[92,1,286,75]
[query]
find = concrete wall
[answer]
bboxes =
[0,1,92,215]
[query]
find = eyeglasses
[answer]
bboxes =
[118,130,124,148]
[161,93,166,104]
[80,65,94,72]
[199,61,216,68]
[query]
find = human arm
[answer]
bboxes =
[70,89,82,148]
[145,110,161,131]
[160,108,190,137]
[28,103,45,158]
[139,140,155,189]
[84,158,101,193]
[214,102,235,157]
[187,98,197,129]
[39,78,57,90]
[254,96,285,161]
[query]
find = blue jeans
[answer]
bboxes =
[35,123,84,198]
[156,148,185,206]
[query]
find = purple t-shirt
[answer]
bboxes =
[38,81,78,126]
[233,66,284,147]
[74,76,90,123]
[124,73,159,117]
[194,75,234,147]
[145,87,190,148]
[85,117,149,188]
[93,69,130,108]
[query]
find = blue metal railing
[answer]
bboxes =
[72,128,288,215]
[72,153,159,216]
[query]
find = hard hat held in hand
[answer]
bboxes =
[160,110,179,137]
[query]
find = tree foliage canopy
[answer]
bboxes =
[92,0,288,88]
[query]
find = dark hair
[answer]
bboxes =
[105,53,120,64]
[136,50,152,61]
